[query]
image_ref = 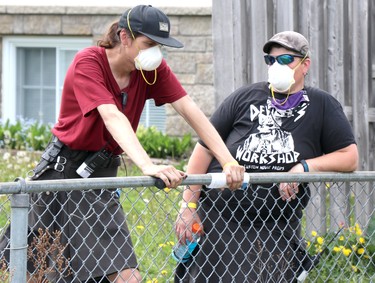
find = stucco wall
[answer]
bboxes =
[0,5,213,136]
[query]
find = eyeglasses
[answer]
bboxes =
[264,54,305,66]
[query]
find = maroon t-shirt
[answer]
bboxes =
[52,46,186,154]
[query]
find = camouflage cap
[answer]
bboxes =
[263,31,310,57]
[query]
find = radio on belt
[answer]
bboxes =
[76,149,112,178]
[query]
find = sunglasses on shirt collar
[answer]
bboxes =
[264,54,305,66]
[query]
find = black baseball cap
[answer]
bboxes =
[118,5,184,48]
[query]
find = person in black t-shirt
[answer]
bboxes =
[174,31,358,282]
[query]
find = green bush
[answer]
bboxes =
[0,119,52,151]
[0,120,194,160]
[136,125,193,159]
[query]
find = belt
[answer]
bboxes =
[31,136,121,180]
[58,143,121,169]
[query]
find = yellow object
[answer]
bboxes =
[223,161,239,168]
[181,202,197,209]
[317,237,324,245]
[357,248,365,255]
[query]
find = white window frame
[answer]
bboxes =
[2,36,92,123]
[2,36,166,132]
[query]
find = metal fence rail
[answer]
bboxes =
[0,172,374,282]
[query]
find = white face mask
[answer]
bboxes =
[267,62,296,92]
[134,45,163,71]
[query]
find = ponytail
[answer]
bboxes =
[97,21,141,49]
[97,22,121,49]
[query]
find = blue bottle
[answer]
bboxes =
[172,223,202,263]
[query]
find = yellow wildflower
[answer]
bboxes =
[163,187,172,193]
[161,270,168,276]
[351,245,357,252]
[158,243,166,248]
[355,223,362,236]
[342,248,351,257]
[357,248,365,255]
[136,225,145,230]
[311,231,317,237]
[358,237,365,244]
[339,236,344,241]
[317,237,324,245]
[351,265,358,273]
[333,246,341,253]
[306,241,311,248]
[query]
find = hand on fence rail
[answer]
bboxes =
[221,161,245,190]
[142,164,186,189]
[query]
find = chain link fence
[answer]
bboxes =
[0,173,374,282]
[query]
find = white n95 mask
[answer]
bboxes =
[268,62,296,92]
[134,45,163,71]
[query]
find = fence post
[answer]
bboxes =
[10,193,29,283]
[354,182,374,234]
[329,182,350,231]
[305,182,327,236]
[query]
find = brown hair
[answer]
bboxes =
[97,21,140,49]
[97,22,121,48]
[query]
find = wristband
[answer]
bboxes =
[181,202,197,209]
[300,160,309,172]
[223,161,239,168]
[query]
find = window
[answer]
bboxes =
[2,36,166,132]
[2,37,91,124]
[16,47,56,123]
[139,100,166,132]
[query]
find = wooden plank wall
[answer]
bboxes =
[212,0,374,234]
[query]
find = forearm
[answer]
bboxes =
[98,104,154,172]
[182,144,214,204]
[304,144,358,172]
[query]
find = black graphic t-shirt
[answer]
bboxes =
[203,81,355,173]
[199,82,356,223]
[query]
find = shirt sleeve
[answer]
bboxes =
[147,59,187,106]
[320,95,356,153]
[71,51,117,117]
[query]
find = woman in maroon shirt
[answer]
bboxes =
[0,5,244,283]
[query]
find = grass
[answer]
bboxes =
[119,188,181,282]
